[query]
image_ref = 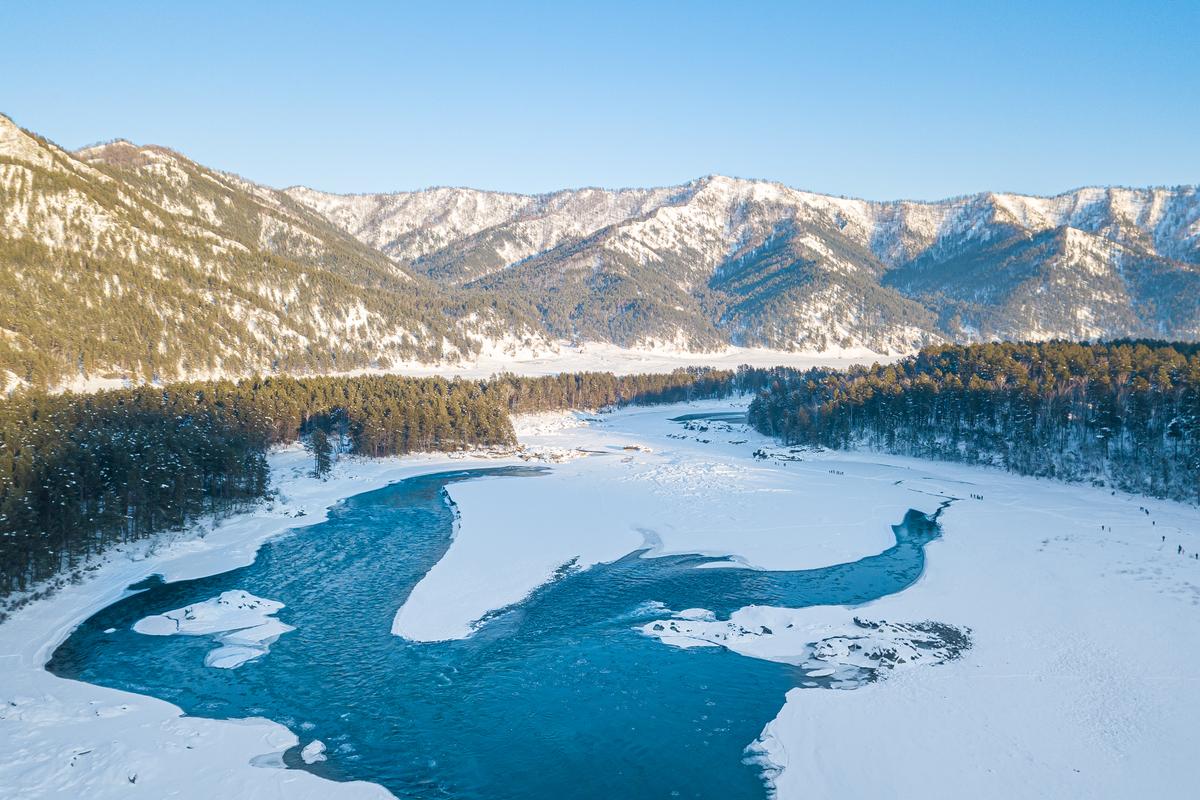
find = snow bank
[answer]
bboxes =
[737,456,1200,799]
[392,401,905,642]
[133,590,294,669]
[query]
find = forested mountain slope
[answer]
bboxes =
[0,115,538,390]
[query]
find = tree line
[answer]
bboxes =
[482,367,768,414]
[0,368,765,600]
[0,375,515,598]
[748,341,1200,502]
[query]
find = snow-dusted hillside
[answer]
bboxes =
[291,176,1200,350]
[0,115,541,389]
[286,184,685,282]
[293,177,1200,279]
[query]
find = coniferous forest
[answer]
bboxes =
[748,341,1200,503]
[0,369,757,600]
[483,367,763,414]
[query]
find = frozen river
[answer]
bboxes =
[49,460,945,799]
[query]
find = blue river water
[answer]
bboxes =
[49,462,942,799]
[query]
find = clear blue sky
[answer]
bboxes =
[3,1,1196,199]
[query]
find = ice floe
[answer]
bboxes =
[640,604,970,688]
[133,590,294,669]
[300,739,327,764]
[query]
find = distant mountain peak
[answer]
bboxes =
[0,114,57,168]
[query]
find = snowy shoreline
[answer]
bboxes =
[0,443,534,799]
[4,403,1200,798]
[394,403,1200,798]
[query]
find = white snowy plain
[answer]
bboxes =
[359,339,888,381]
[3,402,1200,798]
[44,341,888,396]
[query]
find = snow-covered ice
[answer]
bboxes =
[641,604,969,686]
[394,405,904,641]
[134,590,295,669]
[300,739,327,764]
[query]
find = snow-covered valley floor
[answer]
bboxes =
[364,340,886,380]
[3,402,1199,798]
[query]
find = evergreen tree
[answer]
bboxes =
[308,429,333,479]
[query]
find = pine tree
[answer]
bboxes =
[308,429,333,479]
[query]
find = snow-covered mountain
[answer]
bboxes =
[290,176,1200,352]
[1,111,1197,389]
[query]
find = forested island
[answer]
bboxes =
[748,341,1200,503]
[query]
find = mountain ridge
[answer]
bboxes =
[287,176,1200,274]
[286,174,1198,351]
[286,172,1200,210]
